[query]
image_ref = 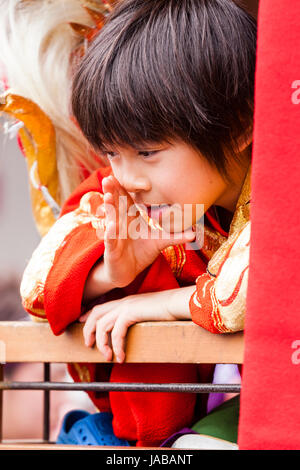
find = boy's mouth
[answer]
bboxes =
[146,204,170,220]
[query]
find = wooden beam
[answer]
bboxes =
[0,442,167,450]
[0,321,244,364]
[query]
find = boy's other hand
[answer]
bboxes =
[79,287,194,363]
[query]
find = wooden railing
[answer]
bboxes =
[0,321,244,449]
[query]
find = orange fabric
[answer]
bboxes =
[189,274,221,334]
[190,221,250,335]
[60,166,112,216]
[45,223,105,334]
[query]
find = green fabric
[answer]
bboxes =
[192,395,240,443]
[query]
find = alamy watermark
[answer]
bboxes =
[291,340,300,365]
[95,198,204,251]
[291,80,300,104]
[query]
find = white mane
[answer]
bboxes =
[0,0,103,201]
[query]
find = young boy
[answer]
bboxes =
[20,0,256,446]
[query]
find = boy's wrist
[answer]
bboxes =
[82,261,116,303]
[166,286,195,320]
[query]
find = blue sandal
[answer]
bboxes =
[56,410,130,446]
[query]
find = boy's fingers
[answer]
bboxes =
[83,321,95,347]
[79,311,90,322]
[95,205,105,217]
[103,193,115,228]
[104,220,118,254]
[103,192,114,215]
[104,187,130,239]
[104,176,140,236]
[109,175,137,219]
[82,306,108,346]
[105,175,140,213]
[96,318,113,361]
[106,177,120,220]
[111,318,130,363]
[83,326,96,348]
[103,190,118,245]
[157,229,196,249]
[175,229,197,243]
[82,313,96,346]
[104,176,127,216]
[102,176,115,195]
[104,220,116,240]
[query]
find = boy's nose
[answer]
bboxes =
[119,174,151,195]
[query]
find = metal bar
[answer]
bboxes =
[43,363,50,443]
[0,381,241,394]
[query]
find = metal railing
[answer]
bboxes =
[0,321,243,445]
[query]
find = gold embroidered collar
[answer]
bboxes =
[228,163,251,237]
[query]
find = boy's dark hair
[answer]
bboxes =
[72,0,257,181]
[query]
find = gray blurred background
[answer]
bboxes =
[0,127,96,442]
[0,130,40,275]
[0,127,40,322]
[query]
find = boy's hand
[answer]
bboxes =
[98,175,195,290]
[79,286,194,363]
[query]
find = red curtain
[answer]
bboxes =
[238,0,300,449]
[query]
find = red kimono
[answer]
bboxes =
[20,165,251,446]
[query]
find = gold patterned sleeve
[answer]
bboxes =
[20,191,106,329]
[189,221,251,334]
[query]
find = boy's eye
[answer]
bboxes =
[106,152,117,159]
[105,149,158,160]
[139,150,157,158]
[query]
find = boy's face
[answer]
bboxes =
[103,140,240,233]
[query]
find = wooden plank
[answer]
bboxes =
[0,439,171,450]
[0,321,244,364]
[0,442,166,450]
[0,443,103,450]
[0,443,166,450]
